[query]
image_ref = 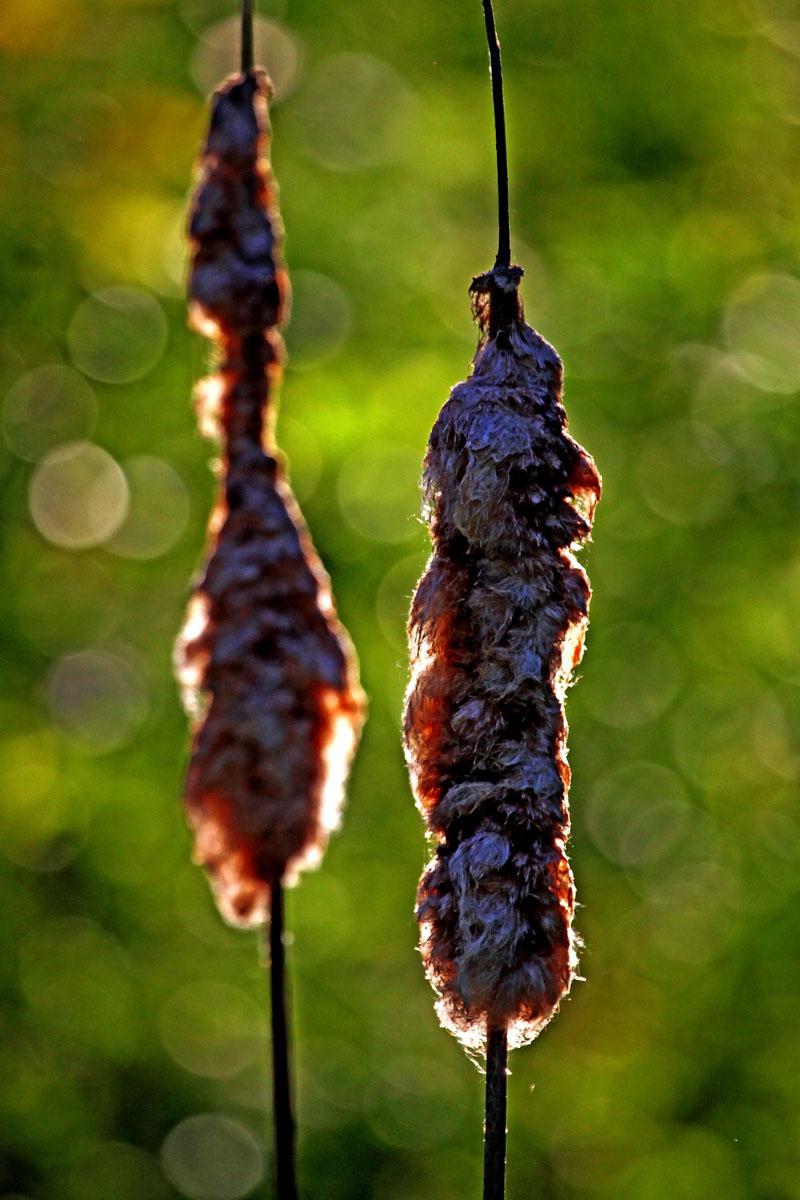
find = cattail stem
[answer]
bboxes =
[483,1024,508,1200]
[481,0,511,270]
[268,880,298,1200]
[241,0,254,74]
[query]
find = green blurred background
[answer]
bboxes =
[2,0,800,1196]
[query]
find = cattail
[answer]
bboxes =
[175,15,365,1195]
[404,265,600,1050]
[403,2,600,1194]
[175,66,364,929]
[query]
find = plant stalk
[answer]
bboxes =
[483,1023,508,1200]
[241,0,254,74]
[481,0,511,269]
[268,880,298,1200]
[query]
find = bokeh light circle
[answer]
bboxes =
[46,647,148,753]
[191,18,300,101]
[583,622,683,730]
[16,556,120,655]
[636,420,734,526]
[29,441,129,549]
[107,456,190,560]
[285,271,352,368]
[3,365,96,461]
[586,761,691,867]
[376,553,427,649]
[723,271,800,392]
[67,287,168,384]
[161,1114,264,1200]
[337,442,422,543]
[158,981,263,1079]
[288,53,417,171]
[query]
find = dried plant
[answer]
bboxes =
[176,68,365,929]
[174,13,365,1196]
[403,3,600,1195]
[405,264,600,1053]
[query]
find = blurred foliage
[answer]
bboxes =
[1,0,799,1197]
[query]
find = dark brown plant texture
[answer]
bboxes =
[175,69,365,928]
[404,265,601,1053]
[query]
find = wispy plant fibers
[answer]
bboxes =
[176,70,365,927]
[404,265,600,1053]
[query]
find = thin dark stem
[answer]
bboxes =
[268,880,298,1200]
[483,1024,508,1200]
[241,0,254,74]
[481,0,511,269]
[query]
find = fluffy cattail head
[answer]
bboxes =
[175,70,365,927]
[404,266,600,1051]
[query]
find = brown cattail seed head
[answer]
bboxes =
[403,265,600,1052]
[176,71,365,927]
